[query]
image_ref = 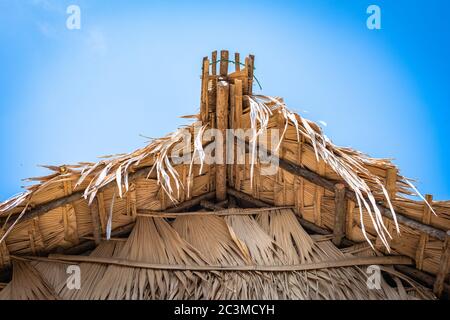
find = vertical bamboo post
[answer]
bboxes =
[333,183,347,246]
[247,54,255,95]
[234,79,243,189]
[220,50,229,76]
[211,51,217,76]
[235,52,240,71]
[228,83,236,188]
[433,230,450,298]
[415,194,433,270]
[234,79,243,129]
[216,81,229,201]
[200,57,210,123]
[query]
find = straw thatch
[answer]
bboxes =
[0,50,448,300]
[0,209,436,300]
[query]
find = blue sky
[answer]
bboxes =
[0,0,449,200]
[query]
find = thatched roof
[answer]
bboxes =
[0,209,435,300]
[0,51,448,300]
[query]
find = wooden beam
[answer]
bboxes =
[333,183,347,246]
[433,230,450,298]
[137,206,294,218]
[240,140,447,241]
[216,81,229,201]
[42,254,413,272]
[200,200,228,211]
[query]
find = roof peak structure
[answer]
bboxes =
[0,50,448,299]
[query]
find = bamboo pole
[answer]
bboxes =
[42,254,413,272]
[219,50,229,76]
[211,50,217,76]
[216,81,229,201]
[247,54,255,95]
[137,206,294,218]
[234,52,240,71]
[200,56,210,123]
[333,183,347,247]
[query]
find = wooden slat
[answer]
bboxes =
[415,194,433,270]
[200,56,210,123]
[126,184,137,220]
[247,54,255,95]
[220,50,229,76]
[97,192,107,233]
[61,167,79,245]
[216,81,229,201]
[28,217,44,255]
[89,197,102,245]
[433,230,450,298]
[211,50,217,76]
[333,183,347,246]
[386,168,397,199]
[234,52,240,71]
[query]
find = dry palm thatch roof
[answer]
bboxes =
[0,50,448,300]
[0,209,436,300]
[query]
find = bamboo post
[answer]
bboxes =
[247,54,255,95]
[228,83,235,187]
[220,50,229,76]
[433,230,450,298]
[415,194,433,270]
[216,81,229,201]
[234,79,243,129]
[200,57,210,123]
[235,52,240,71]
[211,50,217,76]
[333,183,347,246]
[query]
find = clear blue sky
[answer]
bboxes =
[0,0,449,200]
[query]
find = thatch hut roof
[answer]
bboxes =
[0,51,448,300]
